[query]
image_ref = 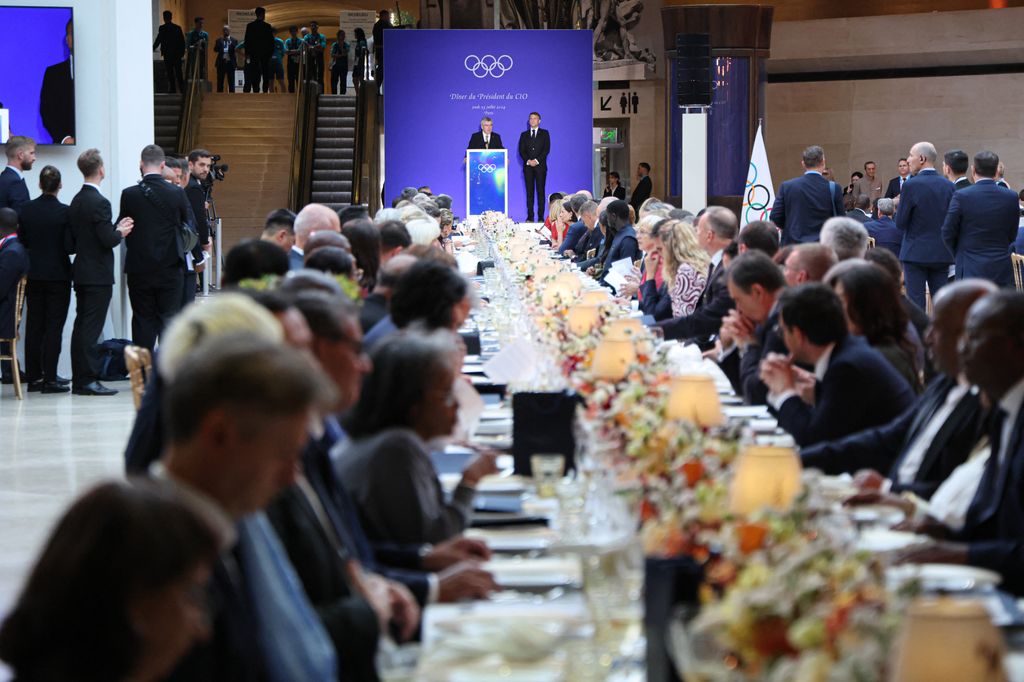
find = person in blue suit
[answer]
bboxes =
[769,145,844,246]
[759,283,916,447]
[893,291,1024,594]
[897,141,955,309]
[941,150,1020,288]
[586,200,639,287]
[0,137,35,212]
[863,197,903,258]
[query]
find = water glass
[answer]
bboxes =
[531,453,565,498]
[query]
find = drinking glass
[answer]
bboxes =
[530,453,565,498]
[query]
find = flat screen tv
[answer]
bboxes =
[0,6,76,145]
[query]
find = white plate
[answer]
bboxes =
[723,405,771,418]
[474,420,513,436]
[887,563,1002,591]
[855,528,927,553]
[484,558,581,588]
[849,505,906,526]
[481,407,513,420]
[466,528,556,552]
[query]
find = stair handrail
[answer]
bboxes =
[352,80,382,214]
[288,44,319,211]
[176,45,205,155]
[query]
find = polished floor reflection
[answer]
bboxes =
[0,382,136,621]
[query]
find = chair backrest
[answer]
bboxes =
[13,276,27,337]
[866,236,876,250]
[1012,253,1024,293]
[123,344,153,411]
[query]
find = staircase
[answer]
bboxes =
[154,94,183,155]
[310,95,357,211]
[194,93,296,252]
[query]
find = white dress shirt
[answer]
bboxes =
[893,382,973,486]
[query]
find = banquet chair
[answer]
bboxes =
[124,344,153,411]
[0,276,28,400]
[866,236,876,249]
[1012,253,1024,292]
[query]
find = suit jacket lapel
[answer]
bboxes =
[902,376,954,450]
[912,386,978,481]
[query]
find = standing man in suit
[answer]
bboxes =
[943,149,972,191]
[214,25,239,93]
[853,161,884,207]
[864,197,903,258]
[629,162,652,215]
[153,10,186,94]
[884,158,911,199]
[372,9,390,89]
[1,136,35,212]
[467,116,503,150]
[39,18,75,145]
[942,150,1020,288]
[68,149,133,396]
[657,206,738,345]
[759,283,916,447]
[517,112,550,222]
[897,141,955,310]
[117,145,190,350]
[18,166,73,393]
[243,6,275,94]
[0,208,29,386]
[185,150,212,252]
[769,145,844,245]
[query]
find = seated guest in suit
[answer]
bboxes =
[337,330,499,545]
[466,116,504,150]
[864,197,903,258]
[222,239,290,287]
[304,246,355,279]
[588,200,640,286]
[658,218,709,318]
[342,219,381,291]
[260,208,297,253]
[0,482,222,682]
[158,335,339,681]
[657,206,738,345]
[803,280,994,484]
[378,220,411,264]
[845,194,872,224]
[574,206,607,267]
[781,243,836,286]
[360,254,416,333]
[718,251,787,406]
[892,291,1024,594]
[603,172,626,201]
[305,230,352,259]
[18,166,73,393]
[820,216,869,261]
[291,203,341,270]
[769,145,844,245]
[941,150,1020,288]
[864,247,933,378]
[760,283,916,447]
[0,208,30,385]
[825,260,923,393]
[736,220,780,259]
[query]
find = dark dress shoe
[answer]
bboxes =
[1,371,27,385]
[55,375,71,385]
[41,382,71,394]
[27,380,45,392]
[72,381,118,396]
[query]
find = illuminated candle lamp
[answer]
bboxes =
[728,445,802,516]
[665,375,724,427]
[567,305,602,335]
[590,338,636,381]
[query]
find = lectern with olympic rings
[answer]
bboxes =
[466,149,507,217]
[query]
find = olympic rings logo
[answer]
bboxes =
[477,164,497,173]
[464,54,513,78]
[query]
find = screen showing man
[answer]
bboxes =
[0,8,76,145]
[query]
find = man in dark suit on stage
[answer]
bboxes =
[214,24,239,93]
[1,136,35,212]
[18,166,73,393]
[801,280,994,490]
[68,149,133,396]
[117,145,190,350]
[243,6,276,94]
[0,208,29,386]
[942,150,1020,288]
[864,197,903,259]
[769,145,844,245]
[884,158,911,199]
[943,149,972,191]
[629,162,652,215]
[153,10,186,94]
[760,283,916,448]
[517,112,550,222]
[897,141,955,310]
[39,18,75,145]
[467,116,503,150]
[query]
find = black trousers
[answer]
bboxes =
[163,57,185,93]
[181,270,197,309]
[25,279,71,383]
[524,164,547,221]
[186,49,207,80]
[128,267,184,350]
[287,61,299,92]
[331,61,348,94]
[258,56,273,92]
[216,61,236,92]
[374,49,383,87]
[71,284,112,387]
[243,60,259,92]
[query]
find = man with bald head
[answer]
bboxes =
[291,203,341,271]
[360,253,416,333]
[897,141,955,310]
[802,280,996,492]
[304,231,352,260]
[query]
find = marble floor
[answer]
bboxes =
[0,380,137,636]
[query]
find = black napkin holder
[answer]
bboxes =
[511,390,580,475]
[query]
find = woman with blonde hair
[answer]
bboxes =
[659,219,710,317]
[548,197,574,248]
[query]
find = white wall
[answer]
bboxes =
[13,0,155,373]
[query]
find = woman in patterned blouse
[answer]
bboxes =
[659,219,710,317]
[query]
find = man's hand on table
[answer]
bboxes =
[438,561,499,602]
[423,535,492,572]
[892,540,969,566]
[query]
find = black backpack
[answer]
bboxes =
[96,338,131,381]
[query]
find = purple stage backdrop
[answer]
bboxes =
[0,6,75,145]
[384,30,593,222]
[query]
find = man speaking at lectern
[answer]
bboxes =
[467,116,504,150]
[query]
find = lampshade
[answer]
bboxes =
[542,282,574,309]
[590,339,636,381]
[581,290,610,306]
[533,264,559,281]
[665,375,724,427]
[567,305,602,335]
[554,272,583,295]
[605,317,644,342]
[891,597,1006,682]
[728,445,802,516]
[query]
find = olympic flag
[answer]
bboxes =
[741,124,775,228]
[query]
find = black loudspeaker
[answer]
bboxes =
[675,33,711,107]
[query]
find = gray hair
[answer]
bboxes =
[911,141,938,164]
[480,116,493,124]
[821,216,869,261]
[579,200,599,217]
[802,145,825,168]
[876,197,895,217]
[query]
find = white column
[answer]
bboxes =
[679,108,708,214]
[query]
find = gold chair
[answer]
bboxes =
[1012,253,1024,292]
[867,236,876,249]
[0,276,28,400]
[124,344,153,411]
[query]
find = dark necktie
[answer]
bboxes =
[964,408,1008,532]
[531,129,536,140]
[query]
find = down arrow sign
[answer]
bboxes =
[599,95,612,111]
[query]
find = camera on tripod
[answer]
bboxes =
[209,154,229,183]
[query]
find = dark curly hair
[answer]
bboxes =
[389,259,468,331]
